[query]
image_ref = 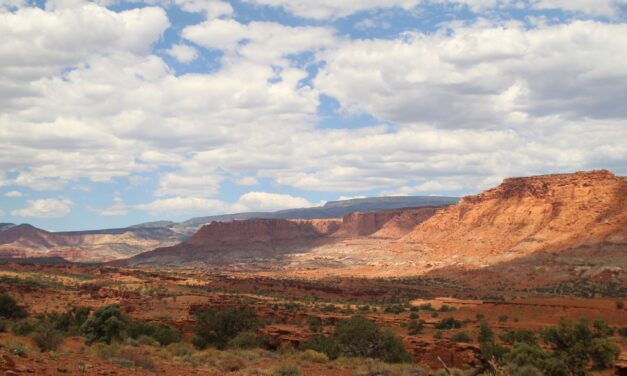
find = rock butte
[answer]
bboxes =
[115,170,625,286]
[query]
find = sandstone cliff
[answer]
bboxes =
[404,170,627,260]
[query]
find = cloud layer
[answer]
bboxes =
[0,0,626,225]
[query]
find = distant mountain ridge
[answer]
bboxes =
[0,195,459,262]
[180,196,459,228]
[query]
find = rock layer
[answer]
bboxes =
[404,170,627,261]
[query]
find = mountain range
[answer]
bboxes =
[0,196,458,262]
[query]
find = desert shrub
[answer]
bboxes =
[0,317,8,332]
[301,335,341,360]
[439,305,455,312]
[506,364,544,376]
[618,327,627,337]
[590,338,620,369]
[378,328,413,363]
[478,322,507,361]
[499,329,537,346]
[616,300,625,309]
[0,293,27,319]
[541,318,617,373]
[384,305,405,314]
[216,352,246,372]
[475,313,485,320]
[335,315,412,363]
[409,312,419,320]
[307,317,323,333]
[127,320,181,346]
[192,307,261,350]
[81,304,126,344]
[165,342,194,357]
[335,315,381,358]
[407,319,424,335]
[136,334,159,347]
[115,346,155,370]
[271,363,301,376]
[592,319,614,337]
[434,330,442,339]
[450,332,471,343]
[300,349,329,363]
[498,315,508,322]
[418,303,434,311]
[12,320,35,336]
[31,320,64,352]
[431,311,439,318]
[434,317,462,330]
[229,331,260,349]
[48,306,91,335]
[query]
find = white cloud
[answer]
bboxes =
[531,0,627,16]
[183,19,337,65]
[245,0,422,20]
[4,190,22,197]
[174,0,233,18]
[165,43,198,63]
[97,192,129,216]
[136,191,315,216]
[233,176,259,186]
[135,196,228,215]
[0,208,4,217]
[231,192,315,212]
[11,198,73,218]
[246,0,627,19]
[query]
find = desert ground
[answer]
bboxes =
[0,262,624,375]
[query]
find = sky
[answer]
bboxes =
[1,0,626,231]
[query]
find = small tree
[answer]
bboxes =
[81,304,126,344]
[0,293,27,319]
[192,307,260,350]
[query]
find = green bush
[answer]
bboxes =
[32,320,64,352]
[450,332,471,343]
[81,304,126,344]
[407,319,424,335]
[271,364,301,376]
[434,317,462,330]
[192,307,260,350]
[499,329,537,346]
[0,317,8,332]
[383,305,405,314]
[127,320,181,346]
[301,335,341,360]
[0,293,27,319]
[335,315,412,363]
[307,317,323,333]
[228,331,259,349]
[12,320,35,336]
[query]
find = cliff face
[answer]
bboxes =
[332,207,439,238]
[404,170,627,259]
[185,219,342,248]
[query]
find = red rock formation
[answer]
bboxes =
[185,218,341,248]
[404,170,627,259]
[333,207,440,238]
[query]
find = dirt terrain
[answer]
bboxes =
[0,263,625,375]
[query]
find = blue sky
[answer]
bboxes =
[1,0,626,230]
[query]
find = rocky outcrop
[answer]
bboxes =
[185,219,342,248]
[332,207,440,238]
[404,170,627,260]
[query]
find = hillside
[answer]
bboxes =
[0,224,183,262]
[404,170,627,263]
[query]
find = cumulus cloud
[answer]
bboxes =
[231,192,315,212]
[246,0,627,19]
[135,196,228,215]
[165,43,198,63]
[11,198,74,218]
[96,192,129,216]
[4,190,22,197]
[136,192,316,216]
